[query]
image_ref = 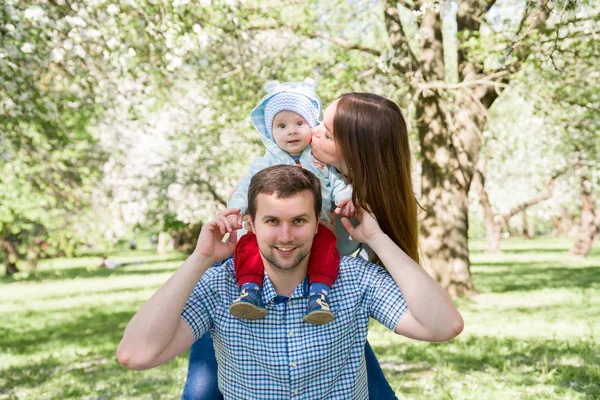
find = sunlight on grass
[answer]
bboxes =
[1,240,599,399]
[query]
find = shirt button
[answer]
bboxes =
[291,362,297,367]
[288,331,294,337]
[294,389,299,395]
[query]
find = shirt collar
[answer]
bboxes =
[262,272,309,304]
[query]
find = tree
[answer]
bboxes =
[474,155,565,253]
[262,0,597,294]
[520,4,600,257]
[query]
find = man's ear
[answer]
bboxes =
[246,215,255,233]
[315,212,321,234]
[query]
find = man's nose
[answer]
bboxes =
[279,224,293,242]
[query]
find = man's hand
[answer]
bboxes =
[340,207,385,245]
[194,208,242,263]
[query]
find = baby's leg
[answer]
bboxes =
[304,224,339,325]
[230,232,267,320]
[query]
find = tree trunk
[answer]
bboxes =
[486,221,502,254]
[157,232,169,255]
[416,9,480,296]
[474,164,502,254]
[570,175,598,257]
[418,95,475,296]
[1,238,20,275]
[522,211,533,239]
[552,206,574,237]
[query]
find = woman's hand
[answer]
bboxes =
[340,207,385,245]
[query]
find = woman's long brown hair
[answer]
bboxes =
[334,93,420,265]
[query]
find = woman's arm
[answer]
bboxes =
[341,211,464,342]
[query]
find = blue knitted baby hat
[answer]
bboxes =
[248,79,320,139]
[264,91,319,136]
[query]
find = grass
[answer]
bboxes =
[1,239,599,399]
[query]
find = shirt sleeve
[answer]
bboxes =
[181,277,214,340]
[329,168,353,205]
[365,264,408,331]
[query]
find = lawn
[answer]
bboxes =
[1,239,599,399]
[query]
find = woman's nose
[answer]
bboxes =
[312,126,321,138]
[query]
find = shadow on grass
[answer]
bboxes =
[473,265,600,292]
[1,347,187,399]
[0,257,186,284]
[374,336,600,398]
[1,303,189,398]
[471,247,572,255]
[1,308,132,357]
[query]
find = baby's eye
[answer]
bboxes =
[278,123,286,129]
[297,121,304,126]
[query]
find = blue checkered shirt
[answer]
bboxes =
[181,256,408,399]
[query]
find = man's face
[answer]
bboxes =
[249,190,319,272]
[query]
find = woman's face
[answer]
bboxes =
[311,99,346,173]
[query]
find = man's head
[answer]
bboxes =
[247,165,322,272]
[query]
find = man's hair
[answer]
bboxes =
[248,165,322,220]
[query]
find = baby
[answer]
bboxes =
[227,79,352,325]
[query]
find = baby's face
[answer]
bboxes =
[271,111,312,156]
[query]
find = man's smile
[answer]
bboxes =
[274,245,297,254]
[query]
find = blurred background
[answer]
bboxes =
[1,0,598,399]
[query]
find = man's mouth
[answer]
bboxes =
[274,245,297,254]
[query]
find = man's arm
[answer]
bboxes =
[341,212,464,342]
[116,209,242,370]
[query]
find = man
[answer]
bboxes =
[117,165,463,399]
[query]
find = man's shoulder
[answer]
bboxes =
[201,258,236,285]
[337,256,387,285]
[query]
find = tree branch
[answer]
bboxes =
[384,1,419,73]
[502,168,568,221]
[299,29,381,57]
[417,70,509,91]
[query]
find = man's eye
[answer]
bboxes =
[294,218,307,224]
[266,219,278,224]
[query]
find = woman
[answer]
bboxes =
[183,93,421,399]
